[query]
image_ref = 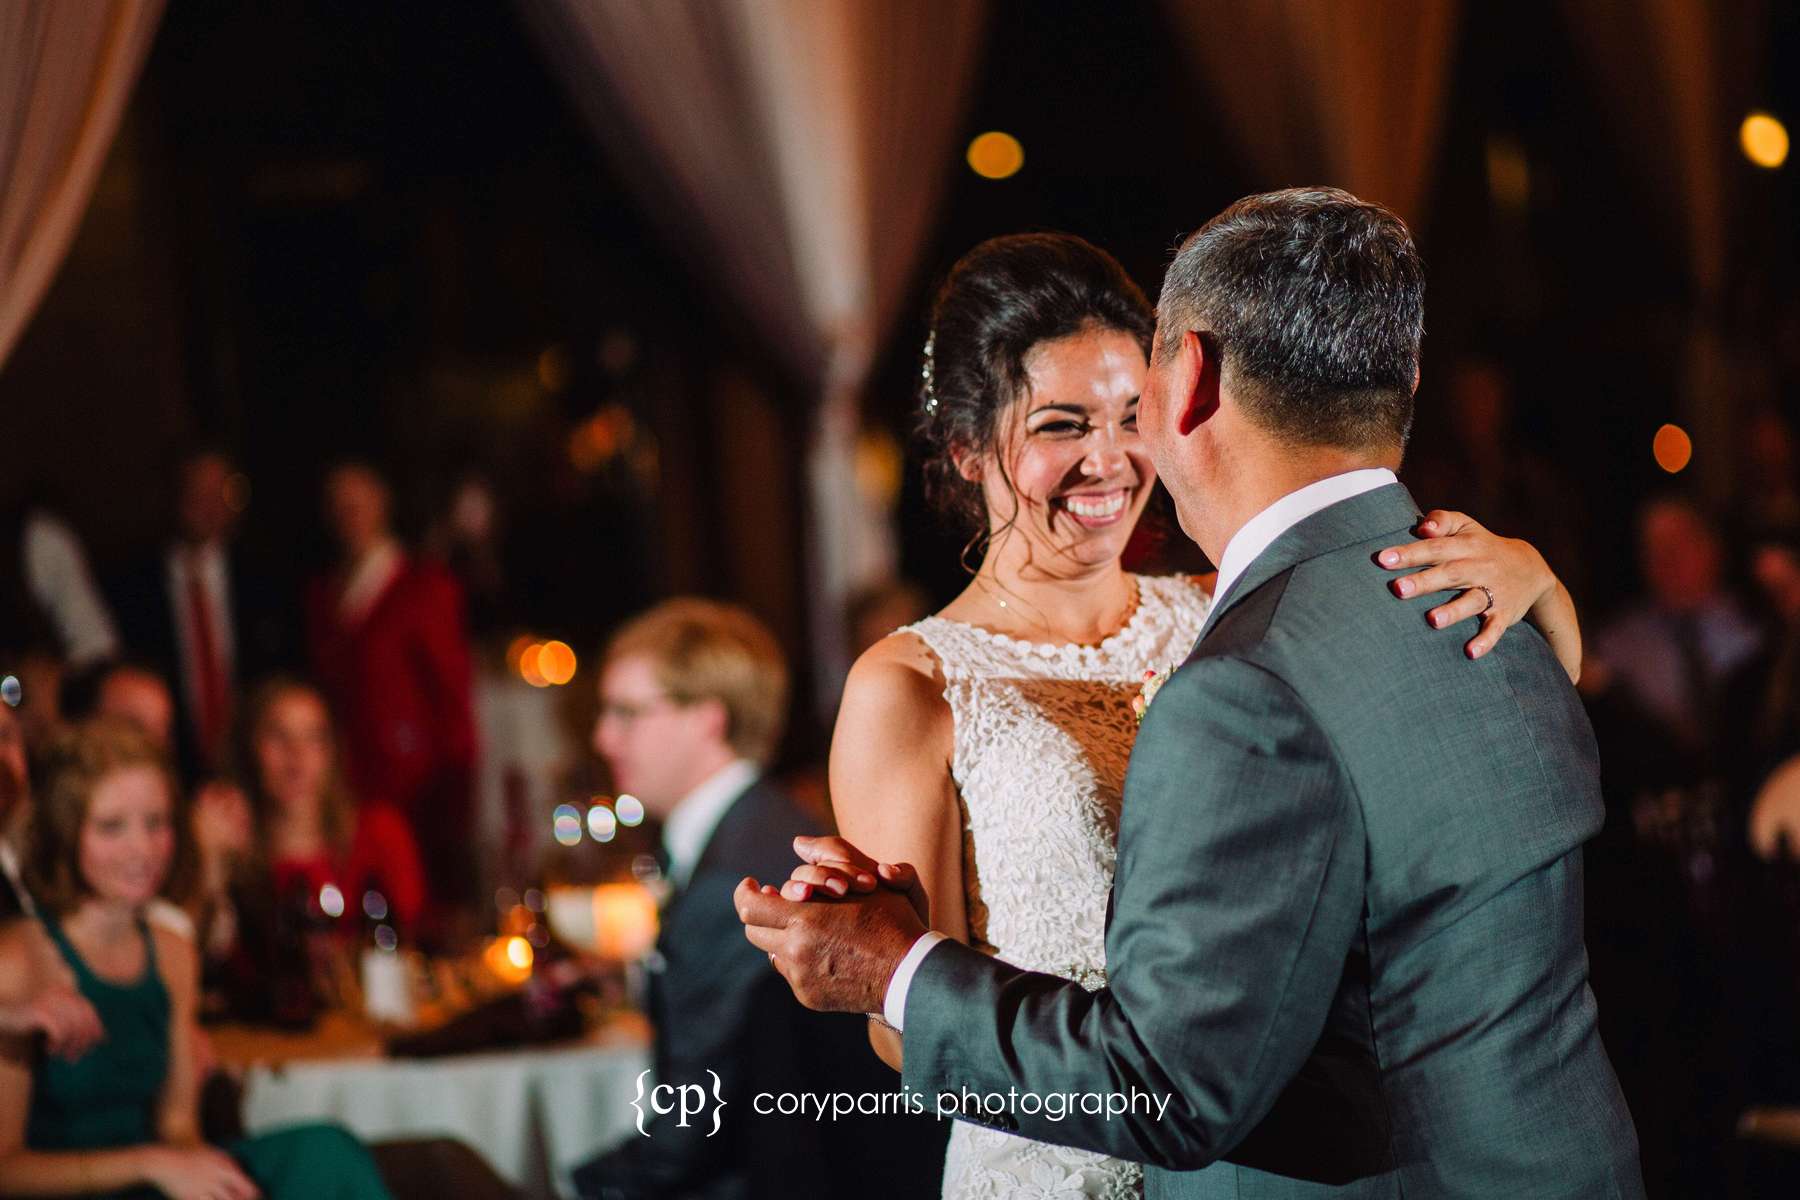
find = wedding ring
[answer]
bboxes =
[1478,586,1495,615]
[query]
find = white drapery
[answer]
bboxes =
[0,0,164,371]
[1161,0,1460,230]
[521,0,989,700]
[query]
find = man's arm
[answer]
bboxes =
[897,655,1367,1170]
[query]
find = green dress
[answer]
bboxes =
[28,914,394,1200]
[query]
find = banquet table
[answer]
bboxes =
[213,1012,652,1199]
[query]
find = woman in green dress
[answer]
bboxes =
[0,718,394,1199]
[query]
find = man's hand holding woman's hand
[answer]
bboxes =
[734,835,930,1014]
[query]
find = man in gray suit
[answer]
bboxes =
[737,188,1643,1197]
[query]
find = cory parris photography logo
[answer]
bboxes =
[629,1070,727,1138]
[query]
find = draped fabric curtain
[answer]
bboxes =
[1563,0,1765,501]
[0,1,165,370]
[520,0,989,701]
[1161,0,1460,229]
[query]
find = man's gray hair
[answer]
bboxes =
[1157,187,1424,450]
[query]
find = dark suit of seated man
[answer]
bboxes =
[573,599,943,1200]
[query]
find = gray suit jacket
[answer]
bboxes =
[900,484,1644,1198]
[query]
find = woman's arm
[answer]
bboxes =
[1378,509,1583,682]
[153,927,204,1146]
[0,926,156,1196]
[795,634,967,1072]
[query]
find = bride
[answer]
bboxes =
[803,232,1581,1199]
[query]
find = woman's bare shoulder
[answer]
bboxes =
[0,922,38,1002]
[843,630,948,716]
[151,923,197,998]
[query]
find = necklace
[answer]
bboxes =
[974,573,1140,647]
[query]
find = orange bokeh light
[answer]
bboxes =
[967,131,1024,180]
[538,640,577,686]
[1653,424,1693,474]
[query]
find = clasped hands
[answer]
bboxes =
[735,837,930,1015]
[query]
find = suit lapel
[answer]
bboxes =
[1195,483,1424,655]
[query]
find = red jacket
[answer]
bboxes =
[270,804,429,930]
[305,555,477,820]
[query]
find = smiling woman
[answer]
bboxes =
[0,719,394,1200]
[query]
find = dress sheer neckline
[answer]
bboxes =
[923,574,1157,661]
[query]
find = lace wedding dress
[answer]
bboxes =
[902,573,1213,1200]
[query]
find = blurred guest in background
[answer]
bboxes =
[81,661,177,757]
[111,448,290,781]
[190,678,426,1019]
[1583,495,1767,1194]
[0,688,106,1068]
[0,497,120,673]
[0,718,393,1198]
[1589,496,1763,777]
[306,462,477,913]
[0,680,31,915]
[572,598,939,1200]
[1,497,121,751]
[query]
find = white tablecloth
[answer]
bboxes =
[242,1040,650,1198]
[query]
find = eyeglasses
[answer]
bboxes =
[597,695,683,725]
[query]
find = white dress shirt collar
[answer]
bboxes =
[338,538,404,625]
[660,758,759,889]
[1208,468,1399,615]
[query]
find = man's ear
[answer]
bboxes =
[1176,330,1222,437]
[694,696,731,746]
[1411,362,1421,395]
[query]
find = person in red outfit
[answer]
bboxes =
[190,679,428,1019]
[305,462,477,913]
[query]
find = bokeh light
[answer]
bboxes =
[514,637,576,687]
[519,642,547,687]
[591,882,660,959]
[319,883,345,919]
[538,640,577,686]
[967,131,1024,180]
[553,803,583,846]
[373,924,399,952]
[484,935,534,985]
[587,803,618,842]
[1654,423,1693,474]
[615,794,645,826]
[362,890,388,921]
[1,675,22,708]
[1742,111,1790,169]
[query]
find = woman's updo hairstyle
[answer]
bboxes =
[917,232,1154,531]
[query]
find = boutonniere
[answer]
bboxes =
[1132,665,1174,724]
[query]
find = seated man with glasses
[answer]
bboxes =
[574,598,941,1200]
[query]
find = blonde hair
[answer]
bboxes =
[604,599,789,764]
[24,718,183,915]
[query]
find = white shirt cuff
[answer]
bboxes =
[881,930,947,1032]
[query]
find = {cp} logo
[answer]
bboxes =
[629,1070,727,1138]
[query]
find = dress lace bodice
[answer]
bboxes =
[903,574,1212,1199]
